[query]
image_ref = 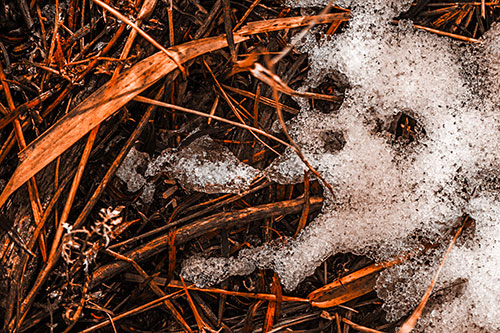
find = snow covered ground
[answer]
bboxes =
[119,1,500,330]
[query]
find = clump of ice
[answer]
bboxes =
[146,136,261,194]
[182,255,256,287]
[182,242,288,287]
[115,147,155,203]
[182,1,500,330]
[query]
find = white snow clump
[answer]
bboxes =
[146,135,262,194]
[115,147,155,203]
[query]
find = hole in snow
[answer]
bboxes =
[387,111,426,144]
[321,130,346,153]
[311,70,349,114]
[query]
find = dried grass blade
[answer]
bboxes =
[180,276,209,332]
[251,63,341,102]
[393,20,481,43]
[133,95,292,149]
[310,272,378,309]
[308,255,407,301]
[0,34,247,207]
[168,281,308,303]
[207,95,219,125]
[235,12,350,36]
[80,289,185,332]
[244,300,264,333]
[0,61,47,262]
[326,20,343,35]
[263,273,283,332]
[295,171,310,237]
[91,0,185,74]
[0,12,343,207]
[222,84,299,114]
[342,318,384,333]
[266,67,336,197]
[203,58,281,156]
[222,0,236,60]
[0,88,57,130]
[253,83,261,129]
[166,230,176,284]
[112,218,140,238]
[106,249,192,332]
[270,2,332,66]
[92,197,324,287]
[167,0,174,46]
[233,0,262,31]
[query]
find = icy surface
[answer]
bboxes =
[147,136,261,194]
[182,1,500,331]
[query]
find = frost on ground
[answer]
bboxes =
[181,1,500,331]
[146,136,261,194]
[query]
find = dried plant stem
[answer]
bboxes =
[91,0,186,75]
[222,0,236,61]
[295,171,310,236]
[63,276,89,332]
[398,216,471,333]
[133,95,293,149]
[106,249,192,332]
[270,1,332,67]
[109,179,271,250]
[0,62,46,263]
[392,19,481,43]
[233,0,262,31]
[49,128,97,264]
[91,196,323,287]
[271,85,336,197]
[168,281,309,303]
[111,0,158,79]
[180,276,212,332]
[342,318,384,333]
[203,59,281,156]
[10,89,163,332]
[80,289,186,332]
[0,14,345,208]
[1,61,49,329]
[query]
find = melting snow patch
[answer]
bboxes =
[147,136,261,194]
[181,1,500,330]
[182,255,256,287]
[115,147,155,203]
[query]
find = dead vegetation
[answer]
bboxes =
[0,0,498,331]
